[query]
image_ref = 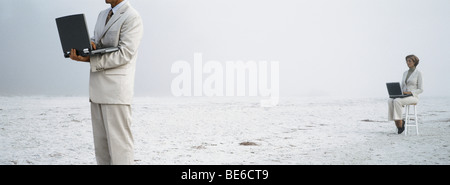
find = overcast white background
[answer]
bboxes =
[0,0,449,98]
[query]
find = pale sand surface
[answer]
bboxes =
[1,96,449,165]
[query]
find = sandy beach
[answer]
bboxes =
[1,96,449,165]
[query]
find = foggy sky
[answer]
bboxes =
[1,0,449,98]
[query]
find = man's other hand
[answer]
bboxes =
[91,41,97,50]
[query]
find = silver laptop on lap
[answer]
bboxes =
[386,82,412,99]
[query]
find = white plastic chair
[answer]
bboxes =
[404,104,419,135]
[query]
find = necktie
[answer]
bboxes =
[105,10,113,25]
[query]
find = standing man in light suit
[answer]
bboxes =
[69,0,143,165]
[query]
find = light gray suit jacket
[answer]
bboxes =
[401,69,423,98]
[89,2,143,105]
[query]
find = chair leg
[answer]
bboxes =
[414,105,419,135]
[404,105,419,136]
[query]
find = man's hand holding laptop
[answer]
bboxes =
[69,42,96,62]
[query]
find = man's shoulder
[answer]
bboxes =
[96,8,110,18]
[100,8,111,14]
[124,3,141,18]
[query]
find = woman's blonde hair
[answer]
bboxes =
[406,55,419,67]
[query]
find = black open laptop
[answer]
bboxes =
[56,14,118,58]
[386,82,412,98]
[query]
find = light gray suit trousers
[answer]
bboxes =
[91,103,134,165]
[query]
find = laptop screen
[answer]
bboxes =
[56,14,91,58]
[386,82,403,96]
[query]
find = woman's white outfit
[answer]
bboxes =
[388,68,423,121]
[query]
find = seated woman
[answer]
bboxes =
[388,55,423,134]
